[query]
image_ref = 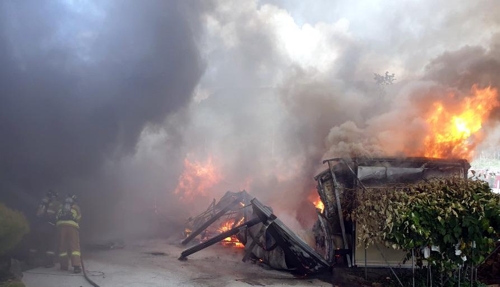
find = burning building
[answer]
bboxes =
[178,156,474,274]
[312,157,470,267]
[308,84,500,269]
[177,82,499,275]
[308,85,497,268]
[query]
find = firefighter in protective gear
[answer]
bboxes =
[56,194,82,273]
[29,191,61,267]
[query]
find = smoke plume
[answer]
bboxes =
[2,0,500,239]
[0,0,203,238]
[173,0,500,231]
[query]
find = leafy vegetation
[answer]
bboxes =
[355,177,500,279]
[0,280,25,287]
[0,203,29,256]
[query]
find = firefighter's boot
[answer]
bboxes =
[73,266,82,274]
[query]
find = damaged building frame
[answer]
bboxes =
[313,157,470,268]
[178,157,471,277]
[179,191,330,275]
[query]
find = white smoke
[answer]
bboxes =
[123,0,500,233]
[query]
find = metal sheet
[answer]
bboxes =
[354,242,413,268]
[251,198,330,274]
[315,157,471,270]
[357,166,425,182]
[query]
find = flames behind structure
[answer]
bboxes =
[182,191,251,248]
[178,83,497,274]
[179,157,473,274]
[308,84,496,267]
[418,85,499,159]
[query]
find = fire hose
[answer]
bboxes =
[50,220,101,287]
[81,255,101,287]
[23,254,102,286]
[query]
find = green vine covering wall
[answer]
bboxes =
[355,178,500,274]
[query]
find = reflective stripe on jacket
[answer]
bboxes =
[56,220,79,228]
[56,204,81,229]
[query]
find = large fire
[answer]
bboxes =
[423,85,499,159]
[174,156,222,201]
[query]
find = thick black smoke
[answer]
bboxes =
[0,1,203,227]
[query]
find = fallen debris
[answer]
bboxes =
[179,193,330,275]
[182,191,249,245]
[179,216,262,260]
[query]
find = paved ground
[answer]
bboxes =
[22,239,332,287]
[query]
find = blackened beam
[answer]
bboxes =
[181,193,244,245]
[326,160,352,267]
[178,217,263,260]
[251,198,330,274]
[186,199,216,226]
[316,210,334,262]
[242,216,276,262]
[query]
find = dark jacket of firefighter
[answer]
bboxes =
[37,195,61,223]
[30,194,61,265]
[56,196,82,269]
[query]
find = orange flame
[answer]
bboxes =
[174,156,222,201]
[314,199,324,213]
[308,192,324,213]
[218,219,245,248]
[423,85,499,160]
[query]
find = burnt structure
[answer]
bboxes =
[179,192,330,275]
[313,157,470,267]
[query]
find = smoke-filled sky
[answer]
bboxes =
[1,0,500,238]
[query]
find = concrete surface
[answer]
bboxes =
[22,239,331,287]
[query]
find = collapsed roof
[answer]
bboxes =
[179,191,330,275]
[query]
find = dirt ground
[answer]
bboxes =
[22,238,333,287]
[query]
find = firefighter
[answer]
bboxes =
[29,191,61,267]
[56,194,82,273]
